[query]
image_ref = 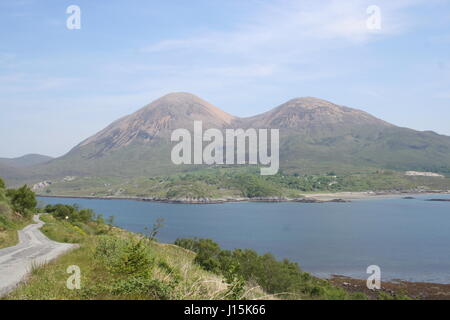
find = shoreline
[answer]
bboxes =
[330,275,450,300]
[34,197,450,299]
[37,190,450,204]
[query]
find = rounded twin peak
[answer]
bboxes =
[142,92,235,125]
[249,96,390,129]
[77,92,235,151]
[284,96,339,108]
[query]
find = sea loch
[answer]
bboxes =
[39,194,450,284]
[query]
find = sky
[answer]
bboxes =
[0,0,449,158]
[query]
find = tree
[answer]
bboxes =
[79,208,95,223]
[0,177,5,189]
[6,185,37,217]
[146,217,165,241]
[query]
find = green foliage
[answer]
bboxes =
[40,214,89,243]
[44,204,97,223]
[0,178,34,248]
[92,236,182,299]
[107,277,176,299]
[95,236,155,278]
[223,262,245,299]
[39,204,105,243]
[175,237,367,300]
[175,238,222,272]
[6,185,36,217]
[378,291,412,300]
[33,166,450,200]
[235,174,280,198]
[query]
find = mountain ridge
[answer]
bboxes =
[0,154,53,168]
[4,92,450,185]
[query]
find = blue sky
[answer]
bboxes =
[0,0,449,157]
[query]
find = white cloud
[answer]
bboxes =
[143,0,422,56]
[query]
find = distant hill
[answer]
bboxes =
[0,154,53,186]
[0,154,53,168]
[0,163,31,186]
[6,92,450,186]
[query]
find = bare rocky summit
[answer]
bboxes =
[77,92,236,157]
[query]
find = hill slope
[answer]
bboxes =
[0,154,53,168]
[8,93,450,187]
[249,97,450,174]
[25,93,235,179]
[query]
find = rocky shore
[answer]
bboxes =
[331,275,450,300]
[37,194,352,204]
[38,190,450,204]
[37,189,450,204]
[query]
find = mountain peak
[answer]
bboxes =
[281,97,342,110]
[139,92,235,124]
[22,94,450,180]
[245,96,392,129]
[158,92,202,100]
[76,92,235,154]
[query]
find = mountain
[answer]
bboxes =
[7,93,450,185]
[0,163,31,186]
[246,97,450,174]
[0,154,53,168]
[0,154,53,186]
[242,97,392,131]
[76,92,235,158]
[24,93,236,179]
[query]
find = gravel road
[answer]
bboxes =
[0,215,78,296]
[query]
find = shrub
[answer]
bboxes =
[6,185,36,217]
[95,236,155,278]
[108,277,175,299]
[174,237,365,300]
[45,204,97,223]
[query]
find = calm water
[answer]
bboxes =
[38,195,450,284]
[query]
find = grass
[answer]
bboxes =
[3,208,409,300]
[0,201,33,249]
[4,212,373,300]
[4,214,268,300]
[39,214,90,244]
[0,230,19,249]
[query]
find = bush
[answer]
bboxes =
[108,277,175,299]
[45,204,97,223]
[175,237,365,300]
[95,236,155,278]
[6,185,36,217]
[175,238,222,273]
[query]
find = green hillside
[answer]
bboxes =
[5,203,372,300]
[5,94,450,195]
[35,168,450,200]
[0,178,35,248]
